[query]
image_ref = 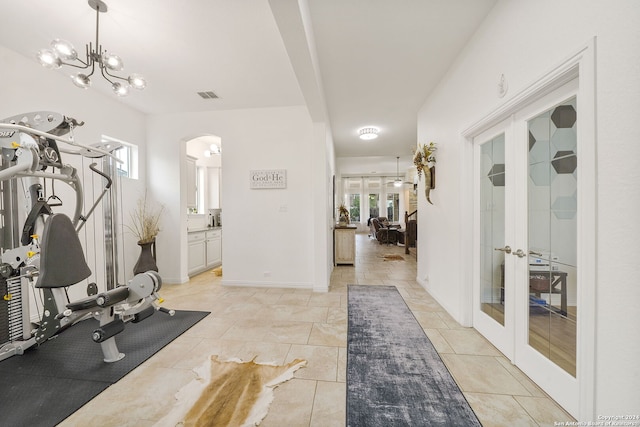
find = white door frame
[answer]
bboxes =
[461,38,597,420]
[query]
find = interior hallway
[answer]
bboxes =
[61,233,574,426]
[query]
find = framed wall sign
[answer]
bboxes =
[250,169,287,189]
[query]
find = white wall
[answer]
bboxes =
[146,106,322,289]
[416,0,639,418]
[0,45,149,321]
[336,156,413,177]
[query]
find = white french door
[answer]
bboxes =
[474,119,515,359]
[473,79,580,415]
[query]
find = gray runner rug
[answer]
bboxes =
[347,285,481,426]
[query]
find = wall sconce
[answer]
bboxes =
[203,144,221,157]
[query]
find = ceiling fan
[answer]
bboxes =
[393,156,403,187]
[391,156,415,187]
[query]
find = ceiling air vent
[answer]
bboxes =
[197,91,219,99]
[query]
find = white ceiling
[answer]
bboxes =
[0,0,496,174]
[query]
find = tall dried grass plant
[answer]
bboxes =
[127,193,163,244]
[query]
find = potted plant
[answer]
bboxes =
[338,203,350,226]
[127,192,163,274]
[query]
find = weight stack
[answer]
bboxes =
[0,276,25,346]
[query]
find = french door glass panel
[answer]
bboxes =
[368,193,380,218]
[480,134,506,325]
[386,193,399,222]
[527,97,577,377]
[348,193,360,222]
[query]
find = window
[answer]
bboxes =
[104,136,139,179]
[368,193,380,218]
[386,193,399,222]
[348,193,360,223]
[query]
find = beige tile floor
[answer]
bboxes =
[61,233,574,426]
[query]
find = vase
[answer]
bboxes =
[133,239,158,275]
[338,213,349,226]
[424,167,434,205]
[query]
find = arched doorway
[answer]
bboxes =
[184,135,223,277]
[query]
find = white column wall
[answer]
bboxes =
[312,122,332,291]
[415,0,640,417]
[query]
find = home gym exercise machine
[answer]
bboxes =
[0,111,173,363]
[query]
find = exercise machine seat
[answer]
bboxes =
[35,213,92,288]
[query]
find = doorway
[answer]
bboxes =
[184,135,223,278]
[185,135,222,216]
[471,77,589,417]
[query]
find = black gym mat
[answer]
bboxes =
[0,309,209,427]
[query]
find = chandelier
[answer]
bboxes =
[36,0,146,97]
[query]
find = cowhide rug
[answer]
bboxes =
[155,355,306,427]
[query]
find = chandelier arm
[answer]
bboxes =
[59,60,90,69]
[102,67,129,83]
[86,59,97,78]
[100,66,118,84]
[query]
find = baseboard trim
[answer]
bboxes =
[416,276,469,327]
[162,275,190,285]
[221,279,313,289]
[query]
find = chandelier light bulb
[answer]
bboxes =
[36,49,62,69]
[112,82,129,97]
[128,74,146,90]
[394,179,403,188]
[71,73,92,89]
[51,39,77,61]
[209,144,221,154]
[203,150,212,158]
[103,53,123,71]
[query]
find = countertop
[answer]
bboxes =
[188,226,222,233]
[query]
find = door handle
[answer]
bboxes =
[494,245,512,254]
[513,249,526,258]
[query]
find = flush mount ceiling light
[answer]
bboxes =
[358,127,379,140]
[394,156,403,187]
[36,0,146,97]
